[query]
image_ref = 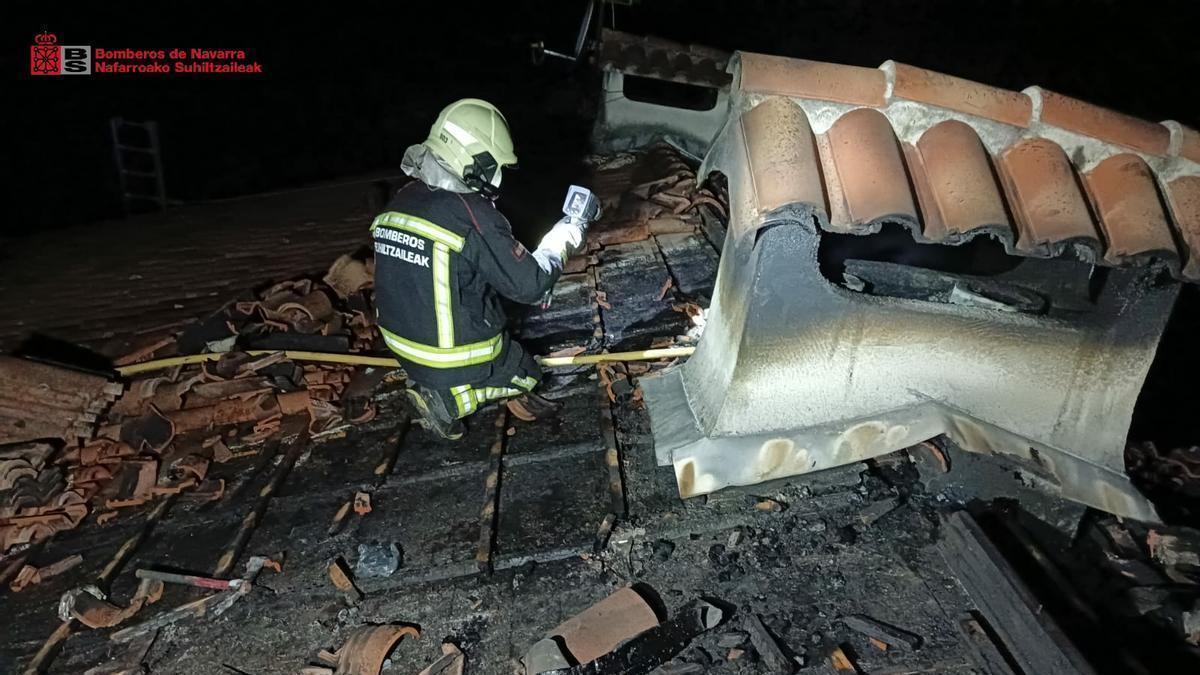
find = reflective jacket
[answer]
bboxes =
[372,181,559,387]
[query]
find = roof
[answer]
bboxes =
[0,175,393,355]
[596,29,732,89]
[722,52,1200,281]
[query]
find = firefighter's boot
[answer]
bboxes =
[406,386,465,440]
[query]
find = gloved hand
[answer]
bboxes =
[537,217,585,258]
[565,214,591,242]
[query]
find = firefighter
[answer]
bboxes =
[372,98,585,439]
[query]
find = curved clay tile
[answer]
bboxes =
[740,98,825,218]
[1165,176,1200,279]
[886,61,1032,128]
[908,120,1012,244]
[820,108,918,233]
[1027,87,1171,156]
[997,138,1100,258]
[1085,154,1178,266]
[737,52,886,107]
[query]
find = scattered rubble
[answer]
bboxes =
[828,646,859,673]
[1148,528,1200,581]
[743,613,797,673]
[585,142,726,253]
[59,578,165,629]
[854,497,901,529]
[309,623,421,675]
[355,541,401,578]
[839,614,923,652]
[522,586,660,672]
[540,599,725,675]
[328,556,364,605]
[0,255,389,558]
[80,629,157,675]
[353,490,372,515]
[8,553,82,592]
[417,642,466,675]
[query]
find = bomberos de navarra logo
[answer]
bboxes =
[30,30,264,76]
[93,48,263,73]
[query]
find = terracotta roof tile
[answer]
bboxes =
[1027,87,1171,156]
[1163,121,1200,164]
[1084,154,1177,266]
[820,108,917,232]
[1165,176,1200,279]
[739,98,825,216]
[738,52,886,107]
[723,51,1200,281]
[886,61,1032,127]
[997,138,1100,258]
[909,120,1011,243]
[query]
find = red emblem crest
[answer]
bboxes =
[30,31,60,75]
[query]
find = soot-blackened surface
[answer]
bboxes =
[6,229,994,675]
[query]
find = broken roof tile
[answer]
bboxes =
[910,120,1011,243]
[1085,154,1178,266]
[738,52,887,107]
[821,108,918,232]
[997,138,1100,258]
[886,61,1032,127]
[1027,87,1171,156]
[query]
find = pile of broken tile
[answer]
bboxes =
[1,253,387,557]
[1081,515,1200,648]
[587,142,727,250]
[0,358,126,553]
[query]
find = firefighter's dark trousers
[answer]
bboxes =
[427,338,542,419]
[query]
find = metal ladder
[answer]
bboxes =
[109,117,167,213]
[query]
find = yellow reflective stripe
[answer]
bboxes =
[510,375,537,391]
[482,386,520,401]
[442,384,521,416]
[463,386,520,404]
[442,119,479,146]
[371,212,465,252]
[433,243,453,348]
[379,327,502,368]
[451,385,473,416]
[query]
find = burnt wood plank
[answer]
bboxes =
[937,511,1096,675]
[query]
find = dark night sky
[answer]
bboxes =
[6,0,1198,235]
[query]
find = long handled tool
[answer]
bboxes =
[111,555,273,643]
[115,345,695,376]
[134,568,248,591]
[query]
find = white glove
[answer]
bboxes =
[536,218,584,259]
[531,248,562,275]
